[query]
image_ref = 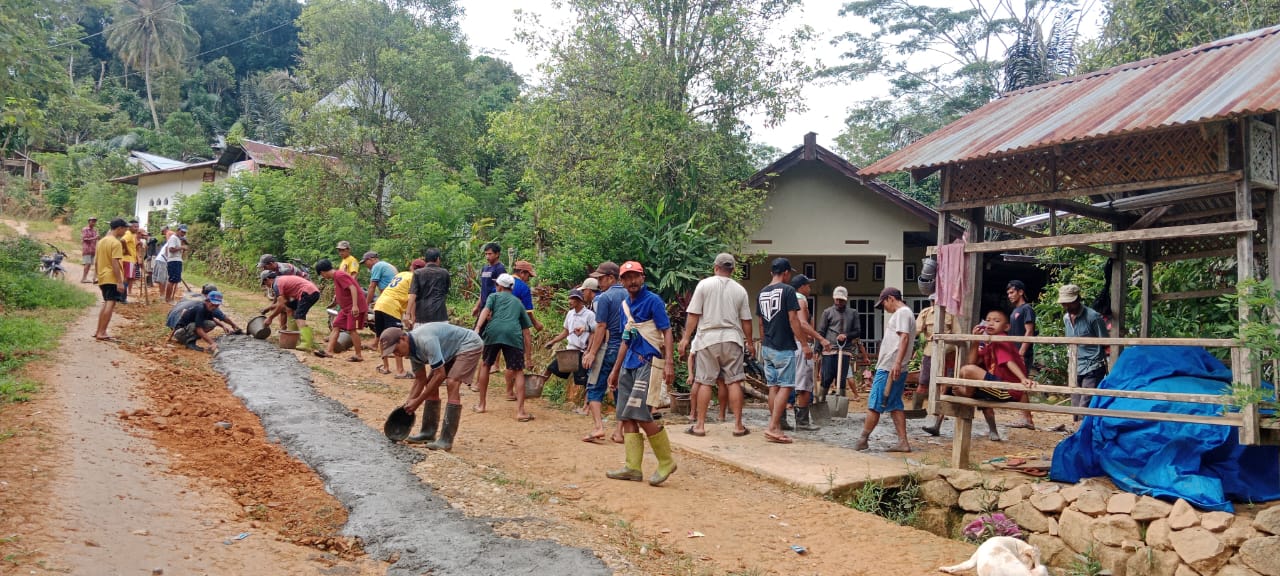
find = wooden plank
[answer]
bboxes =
[1110,238,1126,359]
[963,221,1256,253]
[985,221,1113,257]
[934,377,1234,405]
[1067,343,1079,390]
[965,209,984,325]
[1038,199,1132,226]
[1237,121,1260,445]
[1152,288,1235,301]
[951,413,973,469]
[1160,203,1264,224]
[939,396,1245,427]
[1131,206,1172,230]
[1140,242,1153,338]
[931,182,951,417]
[934,333,1239,347]
[941,173,1242,210]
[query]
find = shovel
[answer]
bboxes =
[828,340,851,418]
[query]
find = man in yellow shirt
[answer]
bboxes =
[373,259,424,378]
[120,219,139,302]
[336,240,360,277]
[94,219,128,341]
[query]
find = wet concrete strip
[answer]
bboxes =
[213,338,611,576]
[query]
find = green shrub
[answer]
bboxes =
[843,474,924,526]
[0,238,96,310]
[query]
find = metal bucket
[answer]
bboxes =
[247,316,271,340]
[334,330,354,353]
[670,392,691,416]
[554,349,582,372]
[524,373,546,398]
[278,330,300,350]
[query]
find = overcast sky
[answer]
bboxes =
[457,0,1104,154]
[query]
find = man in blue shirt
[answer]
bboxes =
[582,262,623,442]
[166,291,240,352]
[604,261,677,486]
[470,242,505,318]
[1059,284,1108,419]
[363,251,398,307]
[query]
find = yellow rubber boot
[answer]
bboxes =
[298,326,313,352]
[646,427,677,486]
[606,432,644,481]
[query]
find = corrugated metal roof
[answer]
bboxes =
[129,151,188,172]
[108,161,218,185]
[861,24,1280,176]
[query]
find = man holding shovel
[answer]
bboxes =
[818,287,870,403]
[382,324,484,451]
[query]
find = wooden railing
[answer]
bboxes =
[926,333,1273,468]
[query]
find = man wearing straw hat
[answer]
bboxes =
[1059,284,1108,418]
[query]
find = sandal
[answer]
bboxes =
[684,425,706,437]
[1008,422,1036,430]
[395,372,414,380]
[517,414,535,422]
[347,356,364,363]
[582,432,605,443]
[764,432,793,444]
[313,350,330,358]
[472,405,486,414]
[732,427,751,437]
[376,365,391,375]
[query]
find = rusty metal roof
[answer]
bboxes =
[861,24,1280,176]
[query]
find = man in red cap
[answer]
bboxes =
[605,261,677,486]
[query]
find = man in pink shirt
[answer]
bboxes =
[80,216,99,283]
[314,258,368,361]
[263,272,321,330]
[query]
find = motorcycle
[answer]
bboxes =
[39,243,67,280]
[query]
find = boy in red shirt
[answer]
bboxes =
[956,309,1036,442]
[314,259,368,361]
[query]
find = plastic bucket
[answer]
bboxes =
[555,349,582,371]
[247,316,271,340]
[278,330,300,350]
[524,373,546,398]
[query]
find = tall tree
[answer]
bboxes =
[1082,0,1280,71]
[106,0,198,130]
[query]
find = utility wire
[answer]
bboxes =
[39,0,185,52]
[100,20,294,84]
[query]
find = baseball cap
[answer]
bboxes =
[379,327,405,358]
[770,257,796,274]
[206,291,224,305]
[1007,279,1027,292]
[361,251,379,262]
[410,258,427,270]
[789,274,815,288]
[258,254,276,268]
[714,253,735,268]
[833,286,849,300]
[336,240,351,250]
[1057,284,1082,304]
[177,224,188,232]
[620,261,645,276]
[577,277,599,291]
[569,289,584,301]
[496,273,515,288]
[513,260,536,276]
[589,262,620,278]
[259,270,277,282]
[875,286,903,309]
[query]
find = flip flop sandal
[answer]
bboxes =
[395,373,414,380]
[582,433,605,443]
[472,406,486,413]
[684,425,706,437]
[347,357,363,362]
[505,396,518,401]
[1007,422,1036,429]
[94,336,119,342]
[517,414,535,422]
[313,350,330,358]
[764,432,793,444]
[732,427,751,437]
[376,366,391,375]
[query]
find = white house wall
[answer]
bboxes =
[132,168,221,231]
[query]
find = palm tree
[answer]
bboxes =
[1002,10,1080,94]
[106,0,197,130]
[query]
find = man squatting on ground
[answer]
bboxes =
[678,253,753,438]
[854,287,916,453]
[605,261,677,486]
[383,323,484,450]
[473,273,534,421]
[165,291,241,353]
[756,258,807,444]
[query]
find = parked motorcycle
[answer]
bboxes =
[39,243,67,280]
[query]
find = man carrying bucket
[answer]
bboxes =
[540,289,595,403]
[382,323,484,451]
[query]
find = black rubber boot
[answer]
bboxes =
[795,406,820,431]
[781,409,794,431]
[426,403,461,451]
[406,399,441,444]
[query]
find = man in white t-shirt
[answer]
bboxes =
[854,287,916,453]
[678,253,754,437]
[541,289,596,387]
[162,225,188,303]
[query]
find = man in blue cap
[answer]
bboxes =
[166,291,240,352]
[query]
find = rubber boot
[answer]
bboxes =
[646,427,677,486]
[298,326,313,352]
[407,400,442,444]
[795,406,820,431]
[781,409,794,431]
[606,432,644,481]
[910,390,925,411]
[922,415,944,436]
[426,403,460,451]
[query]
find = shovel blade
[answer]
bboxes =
[831,396,850,418]
[810,400,830,423]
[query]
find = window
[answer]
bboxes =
[873,263,885,282]
[844,262,858,281]
[806,295,817,325]
[803,261,817,278]
[740,261,751,280]
[905,263,917,282]
[905,297,929,315]
[850,297,880,355]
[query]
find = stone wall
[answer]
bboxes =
[916,469,1280,576]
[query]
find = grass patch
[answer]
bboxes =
[0,308,86,405]
[842,474,925,526]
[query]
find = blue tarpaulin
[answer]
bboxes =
[1050,346,1280,511]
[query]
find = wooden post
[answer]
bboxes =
[1110,234,1126,359]
[1238,118,1260,445]
[951,413,973,469]
[964,208,985,327]
[930,170,952,416]
[1140,241,1153,338]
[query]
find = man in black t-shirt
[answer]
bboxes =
[408,247,451,327]
[756,258,806,444]
[1006,280,1037,429]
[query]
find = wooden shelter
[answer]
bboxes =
[861,25,1280,466]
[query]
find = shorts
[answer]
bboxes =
[173,320,217,345]
[333,307,366,331]
[793,349,815,392]
[122,261,134,281]
[153,260,168,284]
[868,369,908,413]
[615,364,654,422]
[82,254,94,265]
[483,344,525,371]
[166,260,184,284]
[973,372,1015,401]
[444,347,482,386]
[373,311,402,336]
[286,291,321,320]
[132,261,142,279]
[587,347,618,403]
[99,284,125,303]
[693,341,745,385]
[820,353,851,391]
[1071,367,1106,408]
[761,346,796,388]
